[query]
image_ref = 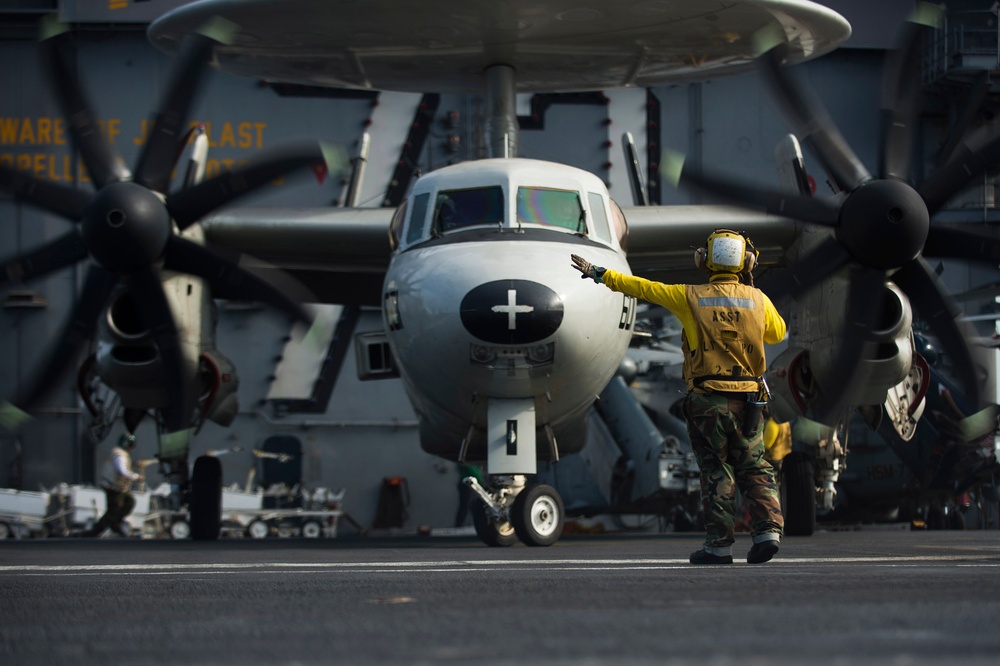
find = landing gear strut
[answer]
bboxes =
[471,501,518,547]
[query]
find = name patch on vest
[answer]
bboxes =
[697,296,755,309]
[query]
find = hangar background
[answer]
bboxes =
[1,0,998,531]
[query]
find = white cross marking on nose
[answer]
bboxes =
[492,289,534,330]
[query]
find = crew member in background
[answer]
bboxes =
[571,229,786,564]
[90,432,143,537]
[763,407,793,481]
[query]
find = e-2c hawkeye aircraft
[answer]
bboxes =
[2,0,998,546]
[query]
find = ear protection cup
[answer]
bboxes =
[694,247,707,270]
[744,250,756,273]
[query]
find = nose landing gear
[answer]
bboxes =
[466,474,564,547]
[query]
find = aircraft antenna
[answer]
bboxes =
[344,132,370,208]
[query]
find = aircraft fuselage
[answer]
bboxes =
[382,159,634,467]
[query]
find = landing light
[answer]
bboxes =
[471,345,496,364]
[527,344,554,364]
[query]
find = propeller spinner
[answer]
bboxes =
[0,18,336,435]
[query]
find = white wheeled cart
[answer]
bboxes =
[45,483,184,538]
[45,484,105,536]
[216,485,345,539]
[0,488,51,539]
[126,484,188,538]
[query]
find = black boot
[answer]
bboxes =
[689,549,733,564]
[747,541,779,564]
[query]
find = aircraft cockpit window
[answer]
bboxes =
[433,186,504,233]
[405,193,430,245]
[389,199,407,251]
[516,187,584,232]
[587,192,612,243]
[609,198,629,252]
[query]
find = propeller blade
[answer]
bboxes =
[917,123,1000,217]
[126,267,192,434]
[162,236,312,324]
[0,231,89,287]
[181,126,209,188]
[123,408,146,434]
[923,224,1000,265]
[764,235,853,303]
[759,46,872,193]
[774,134,812,196]
[14,264,116,412]
[660,150,841,227]
[880,3,944,182]
[132,32,216,193]
[0,166,91,220]
[892,256,982,408]
[954,281,1000,303]
[166,140,342,230]
[622,131,650,206]
[810,267,887,423]
[38,19,127,189]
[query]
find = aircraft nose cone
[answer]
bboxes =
[460,280,564,344]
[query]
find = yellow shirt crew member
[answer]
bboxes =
[572,228,787,565]
[599,270,786,393]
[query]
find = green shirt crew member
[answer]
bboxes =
[571,228,787,564]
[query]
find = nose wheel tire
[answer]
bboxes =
[471,501,518,547]
[511,483,564,547]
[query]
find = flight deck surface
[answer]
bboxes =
[1,529,998,665]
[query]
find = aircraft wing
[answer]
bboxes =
[621,205,799,285]
[203,204,799,306]
[202,207,394,307]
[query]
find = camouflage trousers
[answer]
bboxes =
[683,392,783,548]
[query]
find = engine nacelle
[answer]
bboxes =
[93,271,213,418]
[94,287,187,410]
[765,346,809,424]
[811,280,913,406]
[774,276,914,424]
[197,349,240,427]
